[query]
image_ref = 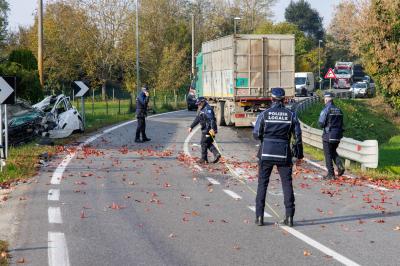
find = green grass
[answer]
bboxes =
[299,98,400,178]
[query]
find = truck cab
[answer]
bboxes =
[334,62,354,89]
[295,72,314,96]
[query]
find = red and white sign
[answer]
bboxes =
[324,68,336,79]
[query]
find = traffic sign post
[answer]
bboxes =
[324,68,336,90]
[0,77,16,171]
[74,81,90,129]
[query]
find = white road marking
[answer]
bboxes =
[48,189,60,201]
[48,207,63,224]
[281,226,360,266]
[51,154,75,185]
[303,158,389,191]
[366,184,390,191]
[48,232,70,266]
[223,189,242,200]
[248,206,272,218]
[207,177,220,185]
[183,125,203,172]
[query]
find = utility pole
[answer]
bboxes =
[136,0,140,96]
[318,40,323,90]
[191,14,195,79]
[38,0,44,87]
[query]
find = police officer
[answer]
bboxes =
[253,88,303,227]
[188,97,221,164]
[135,87,151,143]
[318,92,345,179]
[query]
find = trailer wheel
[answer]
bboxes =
[215,101,226,126]
[224,102,234,126]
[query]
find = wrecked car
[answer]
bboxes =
[33,94,84,138]
[6,100,44,145]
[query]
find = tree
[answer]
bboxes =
[284,0,324,43]
[232,0,277,32]
[9,49,38,70]
[155,43,190,96]
[350,0,400,108]
[71,0,134,99]
[0,0,9,48]
[326,0,358,62]
[255,21,315,71]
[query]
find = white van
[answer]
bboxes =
[295,72,315,96]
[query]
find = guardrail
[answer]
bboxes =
[295,96,379,170]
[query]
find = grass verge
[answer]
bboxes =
[299,97,400,179]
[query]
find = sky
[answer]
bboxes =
[7,0,340,31]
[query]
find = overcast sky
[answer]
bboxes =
[7,0,340,31]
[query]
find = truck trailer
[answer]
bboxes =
[194,34,295,127]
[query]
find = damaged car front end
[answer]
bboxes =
[34,94,84,139]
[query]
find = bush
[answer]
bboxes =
[0,62,43,103]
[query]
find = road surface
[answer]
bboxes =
[7,110,400,266]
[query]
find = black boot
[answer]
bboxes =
[198,159,208,164]
[212,154,221,164]
[281,216,294,227]
[323,174,336,180]
[337,167,345,177]
[255,216,264,226]
[135,139,143,143]
[142,137,151,142]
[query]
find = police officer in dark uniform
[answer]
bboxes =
[135,87,151,143]
[318,92,345,179]
[253,88,303,227]
[188,97,221,164]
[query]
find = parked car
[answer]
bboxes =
[33,94,84,138]
[349,82,372,98]
[6,100,44,145]
[362,75,375,96]
[186,88,197,111]
[295,72,315,96]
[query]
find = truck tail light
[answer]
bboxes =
[235,113,246,118]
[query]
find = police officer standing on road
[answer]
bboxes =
[135,86,151,143]
[188,97,221,164]
[318,92,345,179]
[253,88,303,227]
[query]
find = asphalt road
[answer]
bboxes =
[8,110,400,266]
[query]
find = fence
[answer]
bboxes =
[295,96,379,170]
[73,93,187,116]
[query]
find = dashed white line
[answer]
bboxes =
[48,207,63,224]
[207,177,220,185]
[48,189,60,201]
[366,184,389,192]
[48,232,70,266]
[223,189,242,200]
[248,206,272,218]
[281,226,360,266]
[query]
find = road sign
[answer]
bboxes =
[0,77,15,104]
[74,81,90,97]
[324,68,336,79]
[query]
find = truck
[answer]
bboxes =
[334,62,354,89]
[295,72,314,96]
[194,34,295,127]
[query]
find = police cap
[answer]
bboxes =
[324,91,335,98]
[271,88,285,100]
[195,97,206,105]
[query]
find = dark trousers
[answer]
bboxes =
[256,160,295,217]
[200,134,220,161]
[323,141,343,175]
[135,117,147,140]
